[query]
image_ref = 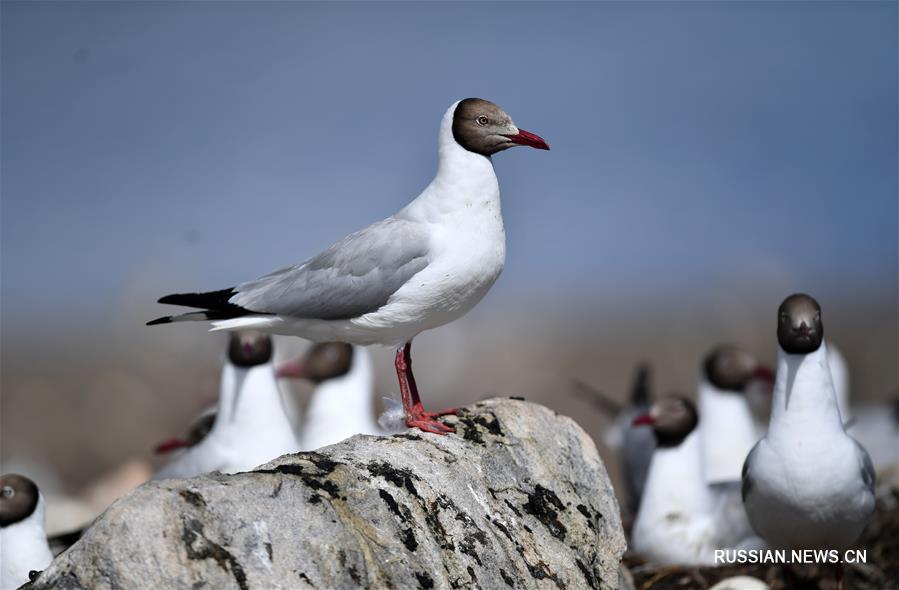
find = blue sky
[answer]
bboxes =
[2,1,896,332]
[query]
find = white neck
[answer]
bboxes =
[767,340,844,447]
[214,362,296,440]
[400,101,501,221]
[1,495,52,590]
[637,430,713,520]
[301,346,378,449]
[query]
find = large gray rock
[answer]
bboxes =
[29,398,625,589]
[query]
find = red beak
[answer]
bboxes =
[276,359,306,379]
[753,365,776,386]
[632,413,655,427]
[503,129,550,150]
[154,438,189,454]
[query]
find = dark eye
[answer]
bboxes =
[476,115,489,126]
[2,486,14,498]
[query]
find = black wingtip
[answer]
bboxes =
[147,316,173,326]
[157,288,237,309]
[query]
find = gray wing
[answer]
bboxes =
[852,438,876,493]
[230,217,430,320]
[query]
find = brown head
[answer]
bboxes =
[186,411,216,445]
[632,395,699,447]
[703,345,775,392]
[0,474,40,528]
[227,331,273,367]
[154,409,217,455]
[777,293,824,354]
[452,98,549,156]
[276,342,354,383]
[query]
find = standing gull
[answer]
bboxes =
[742,294,875,554]
[149,98,549,434]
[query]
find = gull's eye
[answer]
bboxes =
[476,115,489,126]
[779,312,788,322]
[1,486,14,498]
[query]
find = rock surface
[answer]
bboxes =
[29,398,626,590]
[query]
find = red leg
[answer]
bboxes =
[394,342,458,434]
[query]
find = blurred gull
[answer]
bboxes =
[154,406,217,455]
[698,345,774,484]
[742,294,875,557]
[849,396,899,481]
[631,396,762,566]
[149,98,549,434]
[1,474,53,590]
[276,343,381,450]
[154,331,299,479]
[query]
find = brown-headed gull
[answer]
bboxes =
[149,98,549,435]
[631,396,762,566]
[742,294,875,583]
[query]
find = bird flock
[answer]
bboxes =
[2,98,897,589]
[589,295,897,586]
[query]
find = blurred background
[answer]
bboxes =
[2,1,896,527]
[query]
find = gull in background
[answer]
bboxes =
[1,474,53,590]
[277,343,381,450]
[630,396,762,566]
[698,345,774,485]
[154,406,217,455]
[154,331,299,479]
[849,395,899,482]
[149,98,549,434]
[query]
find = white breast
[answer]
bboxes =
[745,437,872,549]
[1,497,52,590]
[632,432,719,565]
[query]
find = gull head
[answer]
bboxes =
[0,473,40,527]
[632,395,698,447]
[703,345,775,392]
[452,98,550,156]
[227,330,273,367]
[276,342,353,383]
[777,293,823,354]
